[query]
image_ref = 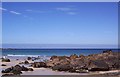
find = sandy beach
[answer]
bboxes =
[1,58,120,77]
[1,59,85,75]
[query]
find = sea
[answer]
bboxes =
[1,49,119,62]
[2,49,119,56]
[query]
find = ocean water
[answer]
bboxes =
[2,49,119,57]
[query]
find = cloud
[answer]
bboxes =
[56,7,77,15]
[67,12,77,15]
[9,11,21,15]
[56,7,73,11]
[0,7,7,11]
[25,9,45,13]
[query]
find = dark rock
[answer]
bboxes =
[13,65,22,71]
[2,58,10,62]
[103,50,112,54]
[32,62,47,68]
[1,64,7,66]
[27,57,32,60]
[21,66,29,71]
[28,68,34,71]
[52,64,72,71]
[24,60,29,64]
[10,69,22,75]
[88,60,109,71]
[2,74,14,76]
[46,50,120,73]
[1,65,33,75]
[2,67,13,73]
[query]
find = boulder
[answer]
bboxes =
[52,64,73,71]
[2,67,13,73]
[2,58,10,62]
[1,64,7,66]
[21,66,29,71]
[88,60,109,71]
[24,60,29,64]
[28,68,34,71]
[27,57,32,60]
[13,65,22,71]
[32,62,47,68]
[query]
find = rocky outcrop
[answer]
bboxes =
[2,65,33,75]
[46,50,120,73]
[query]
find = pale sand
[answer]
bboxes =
[21,68,86,75]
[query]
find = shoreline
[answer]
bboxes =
[1,50,120,76]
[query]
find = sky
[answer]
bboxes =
[1,2,118,48]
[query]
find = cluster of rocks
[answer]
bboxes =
[2,65,33,76]
[44,50,119,73]
[2,58,10,62]
[27,56,41,61]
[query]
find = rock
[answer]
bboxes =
[50,56,58,60]
[47,56,70,67]
[2,58,10,62]
[2,67,13,73]
[27,57,32,60]
[11,69,22,75]
[103,50,112,54]
[46,50,120,73]
[52,64,72,71]
[88,60,109,71]
[1,65,33,75]
[70,54,78,59]
[16,59,19,60]
[1,64,7,66]
[13,65,22,71]
[2,74,14,76]
[24,60,29,64]
[28,68,34,71]
[32,62,47,68]
[79,54,85,58]
[21,66,29,71]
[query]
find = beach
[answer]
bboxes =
[1,49,120,77]
[1,58,120,76]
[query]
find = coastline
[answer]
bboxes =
[1,50,120,76]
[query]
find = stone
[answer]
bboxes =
[52,64,73,71]
[28,68,34,71]
[2,58,10,62]
[1,64,7,66]
[24,60,29,64]
[32,62,47,68]
[88,60,109,71]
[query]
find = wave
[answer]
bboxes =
[7,54,48,57]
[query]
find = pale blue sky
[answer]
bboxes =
[2,2,118,48]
